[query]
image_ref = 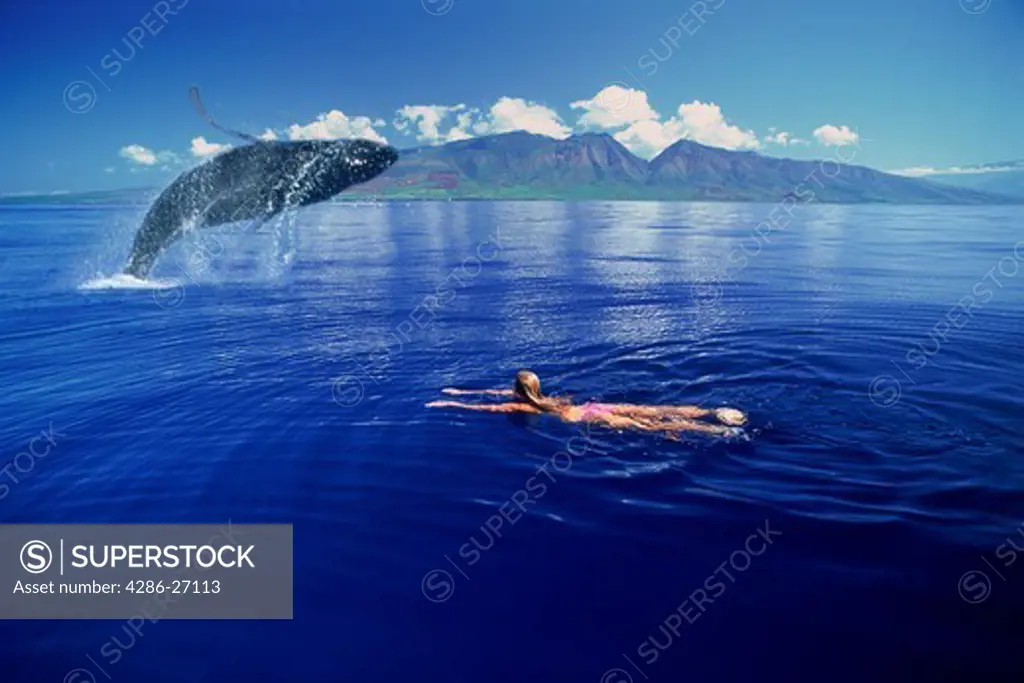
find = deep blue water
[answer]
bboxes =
[1,200,1022,682]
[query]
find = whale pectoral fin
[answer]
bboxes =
[190,86,262,144]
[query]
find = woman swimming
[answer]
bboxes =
[426,370,746,437]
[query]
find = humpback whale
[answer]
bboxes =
[124,89,398,278]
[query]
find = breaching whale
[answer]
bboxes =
[124,88,398,278]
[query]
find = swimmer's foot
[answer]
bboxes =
[714,408,747,426]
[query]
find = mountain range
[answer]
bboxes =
[2,133,1018,205]
[349,131,1017,204]
[919,160,1024,200]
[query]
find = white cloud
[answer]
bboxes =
[119,145,179,168]
[394,104,474,144]
[676,101,760,150]
[190,136,232,158]
[763,127,808,146]
[613,119,686,159]
[890,166,939,178]
[570,85,658,130]
[118,144,181,172]
[287,111,388,144]
[389,92,767,153]
[813,124,859,147]
[259,129,278,141]
[611,100,760,159]
[473,97,571,139]
[890,163,1021,177]
[392,97,569,143]
[104,167,115,173]
[119,144,157,165]
[449,110,476,141]
[333,90,846,160]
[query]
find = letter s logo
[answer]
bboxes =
[20,540,52,574]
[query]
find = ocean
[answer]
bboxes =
[0,199,1021,682]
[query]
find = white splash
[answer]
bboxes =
[79,273,182,291]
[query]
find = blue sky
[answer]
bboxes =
[0,0,1021,193]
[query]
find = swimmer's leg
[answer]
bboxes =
[612,405,711,420]
[619,405,747,426]
[655,417,734,436]
[595,414,657,431]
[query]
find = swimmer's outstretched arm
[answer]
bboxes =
[442,388,515,396]
[426,400,541,414]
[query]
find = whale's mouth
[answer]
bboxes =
[342,141,399,185]
[380,145,399,169]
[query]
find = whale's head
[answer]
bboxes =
[320,139,398,190]
[275,139,397,206]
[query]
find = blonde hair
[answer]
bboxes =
[513,370,569,412]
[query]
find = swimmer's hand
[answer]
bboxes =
[714,408,747,426]
[426,400,461,408]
